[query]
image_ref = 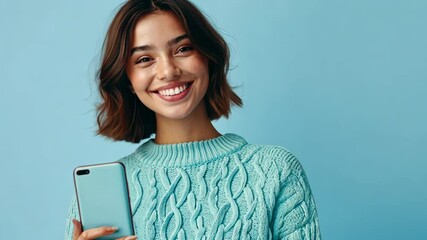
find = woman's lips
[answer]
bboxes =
[156,82,190,96]
[154,82,193,102]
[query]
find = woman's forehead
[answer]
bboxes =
[131,11,187,46]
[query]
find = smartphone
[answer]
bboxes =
[73,162,135,239]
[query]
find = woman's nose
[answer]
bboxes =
[155,57,181,81]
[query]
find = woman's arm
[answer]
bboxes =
[271,153,322,240]
[64,195,79,240]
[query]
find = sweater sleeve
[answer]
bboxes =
[64,195,79,240]
[271,151,321,240]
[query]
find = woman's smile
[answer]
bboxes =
[152,81,194,102]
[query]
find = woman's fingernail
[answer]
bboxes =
[107,226,119,231]
[124,236,137,240]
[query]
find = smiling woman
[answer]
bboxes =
[64,0,321,239]
[126,12,212,134]
[95,0,241,144]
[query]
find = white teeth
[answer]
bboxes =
[158,83,189,96]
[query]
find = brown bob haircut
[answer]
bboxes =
[96,0,242,143]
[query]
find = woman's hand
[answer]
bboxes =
[72,219,137,240]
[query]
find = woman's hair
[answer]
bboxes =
[96,0,242,143]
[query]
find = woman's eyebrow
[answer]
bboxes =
[130,45,153,54]
[130,34,189,55]
[167,33,189,46]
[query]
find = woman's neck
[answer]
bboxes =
[154,104,221,144]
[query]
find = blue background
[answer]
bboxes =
[1,0,426,239]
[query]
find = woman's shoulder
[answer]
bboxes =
[240,141,295,158]
[240,142,306,177]
[243,143,294,158]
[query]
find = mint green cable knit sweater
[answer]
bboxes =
[64,133,321,239]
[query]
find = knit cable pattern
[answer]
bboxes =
[64,134,321,240]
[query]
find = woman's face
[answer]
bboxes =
[126,11,209,121]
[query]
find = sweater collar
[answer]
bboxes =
[134,133,247,167]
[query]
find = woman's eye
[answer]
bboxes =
[135,57,152,64]
[177,46,193,54]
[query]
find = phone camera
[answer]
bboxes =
[76,169,90,175]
